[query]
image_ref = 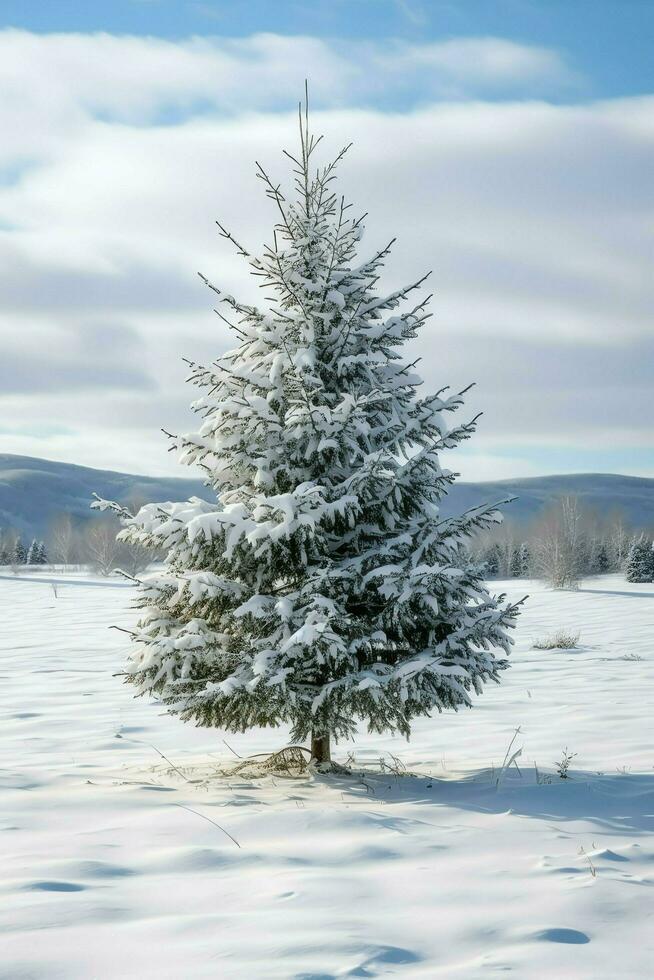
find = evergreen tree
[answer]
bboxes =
[608,519,631,571]
[593,542,609,574]
[509,541,531,578]
[26,539,40,564]
[625,538,653,583]
[13,538,27,565]
[518,541,531,577]
[483,542,502,578]
[37,542,48,565]
[0,532,10,565]
[95,102,521,766]
[509,546,522,578]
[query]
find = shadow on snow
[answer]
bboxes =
[327,767,654,835]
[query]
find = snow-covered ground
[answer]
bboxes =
[1,570,652,978]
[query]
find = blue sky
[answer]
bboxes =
[0,2,652,480]
[4,0,653,102]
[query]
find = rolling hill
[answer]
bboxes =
[1,454,652,541]
[0,454,212,541]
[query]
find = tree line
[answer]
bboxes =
[2,494,651,588]
[471,495,654,588]
[0,537,48,566]
[0,511,160,576]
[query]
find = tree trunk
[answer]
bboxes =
[310,732,331,765]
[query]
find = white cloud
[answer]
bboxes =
[0,30,651,480]
[0,29,577,167]
[376,36,576,90]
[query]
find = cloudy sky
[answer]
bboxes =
[1,1,652,481]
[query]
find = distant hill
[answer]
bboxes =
[0,454,212,540]
[440,473,654,528]
[1,454,652,540]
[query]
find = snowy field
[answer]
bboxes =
[1,570,653,979]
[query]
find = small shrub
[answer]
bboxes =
[555,748,577,779]
[533,630,580,650]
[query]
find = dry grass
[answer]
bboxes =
[224,745,312,777]
[533,630,580,650]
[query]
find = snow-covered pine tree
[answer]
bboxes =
[13,538,27,565]
[592,541,609,574]
[509,541,530,578]
[482,542,502,578]
[609,519,631,571]
[36,541,48,565]
[509,545,522,578]
[95,99,521,767]
[624,539,638,581]
[625,537,653,583]
[518,541,531,577]
[26,539,39,564]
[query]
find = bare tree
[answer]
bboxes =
[607,513,632,572]
[532,496,585,589]
[85,521,120,575]
[495,527,517,578]
[117,538,156,577]
[49,513,77,565]
[113,495,158,576]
